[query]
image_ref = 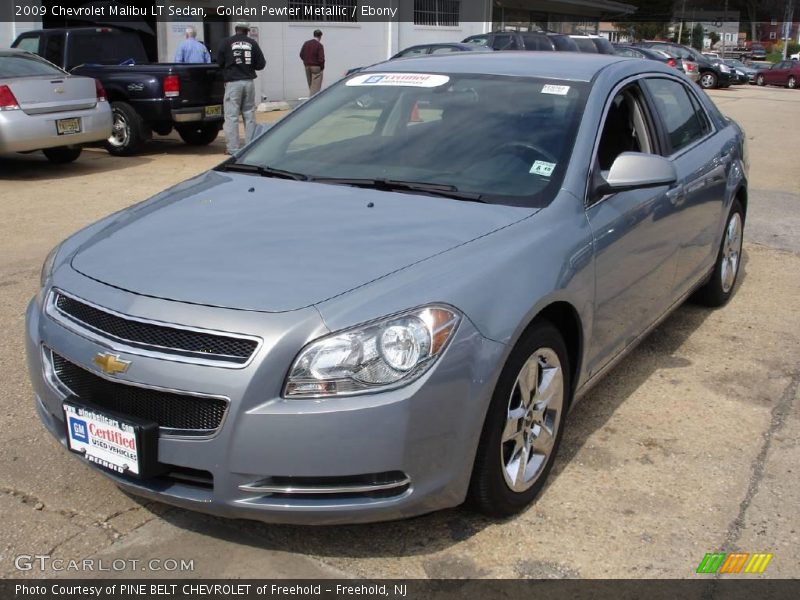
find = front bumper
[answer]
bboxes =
[26,271,505,524]
[0,103,112,154]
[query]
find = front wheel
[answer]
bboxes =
[700,71,718,89]
[693,200,744,307]
[42,146,82,164]
[175,123,221,146]
[468,320,570,517]
[788,76,797,89]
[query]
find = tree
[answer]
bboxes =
[691,22,705,49]
[709,31,720,46]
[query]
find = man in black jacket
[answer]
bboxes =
[217,22,266,154]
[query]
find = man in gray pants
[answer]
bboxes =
[216,22,266,154]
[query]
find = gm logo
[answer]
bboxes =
[697,552,773,574]
[69,417,89,443]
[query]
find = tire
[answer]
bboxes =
[104,101,150,156]
[700,71,718,89]
[468,320,571,517]
[42,146,82,164]
[693,200,744,307]
[788,76,797,89]
[175,122,220,146]
[756,74,765,86]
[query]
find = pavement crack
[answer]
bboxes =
[720,368,799,551]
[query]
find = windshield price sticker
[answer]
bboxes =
[347,73,451,87]
[541,84,570,95]
[530,160,556,177]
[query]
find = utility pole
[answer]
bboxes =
[782,0,794,60]
[678,0,687,44]
[721,0,728,57]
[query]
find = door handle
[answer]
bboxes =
[665,184,685,205]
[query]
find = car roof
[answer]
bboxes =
[363,51,628,82]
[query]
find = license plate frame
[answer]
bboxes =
[204,104,222,118]
[56,117,82,135]
[63,398,162,479]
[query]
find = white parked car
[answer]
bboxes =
[0,49,112,163]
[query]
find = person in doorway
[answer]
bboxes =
[174,27,211,63]
[300,30,325,96]
[216,22,266,154]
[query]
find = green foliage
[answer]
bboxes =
[709,31,720,46]
[613,21,669,42]
[691,23,704,50]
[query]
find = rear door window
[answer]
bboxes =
[44,33,65,67]
[522,34,554,51]
[66,31,148,69]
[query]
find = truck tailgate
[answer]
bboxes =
[174,64,224,106]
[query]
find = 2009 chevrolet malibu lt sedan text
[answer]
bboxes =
[26,53,747,524]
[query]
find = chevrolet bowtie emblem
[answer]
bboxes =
[93,353,130,375]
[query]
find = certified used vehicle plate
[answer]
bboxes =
[56,117,82,135]
[63,400,159,478]
[205,104,222,117]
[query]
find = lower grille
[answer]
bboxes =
[51,351,227,435]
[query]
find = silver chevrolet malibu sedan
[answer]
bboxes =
[0,49,112,163]
[26,53,747,524]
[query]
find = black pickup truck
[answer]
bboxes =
[12,27,224,155]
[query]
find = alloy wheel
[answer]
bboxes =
[501,347,564,493]
[108,109,129,148]
[720,212,743,294]
[789,76,797,89]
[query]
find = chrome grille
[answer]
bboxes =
[51,351,227,435]
[53,292,258,364]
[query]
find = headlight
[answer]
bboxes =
[719,64,731,73]
[40,243,61,287]
[284,305,461,398]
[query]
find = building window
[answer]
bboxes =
[414,0,460,26]
[288,0,358,23]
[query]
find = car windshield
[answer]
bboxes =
[234,73,588,206]
[0,53,65,77]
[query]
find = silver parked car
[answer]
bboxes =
[0,49,111,163]
[27,53,747,523]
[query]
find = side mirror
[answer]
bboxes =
[596,152,677,195]
[252,123,273,139]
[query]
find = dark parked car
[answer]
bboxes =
[12,27,224,155]
[345,42,492,78]
[613,44,700,83]
[755,60,800,88]
[463,31,557,51]
[723,59,762,84]
[391,42,493,59]
[635,42,733,89]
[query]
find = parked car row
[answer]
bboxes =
[10,27,224,156]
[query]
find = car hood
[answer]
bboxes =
[70,171,533,312]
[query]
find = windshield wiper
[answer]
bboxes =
[217,162,308,181]
[310,177,486,203]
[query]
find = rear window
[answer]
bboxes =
[0,53,65,78]
[66,31,148,69]
[572,38,597,53]
[591,37,615,54]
